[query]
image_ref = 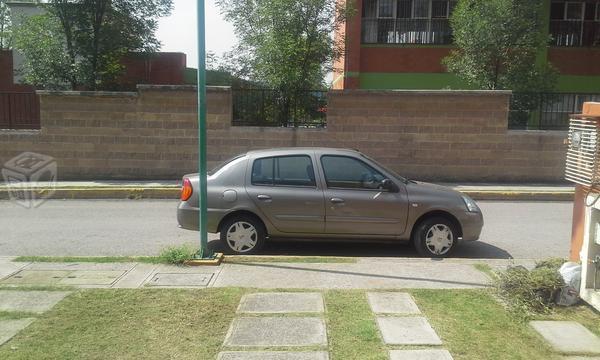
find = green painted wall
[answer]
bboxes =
[359,73,473,90]
[556,76,600,93]
[359,73,600,93]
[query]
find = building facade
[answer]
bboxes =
[333,0,600,93]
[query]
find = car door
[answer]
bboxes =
[245,154,325,233]
[319,154,408,236]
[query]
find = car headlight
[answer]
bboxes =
[462,195,480,212]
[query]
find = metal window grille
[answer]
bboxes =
[566,116,600,186]
[361,0,456,44]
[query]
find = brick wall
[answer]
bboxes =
[0,86,567,182]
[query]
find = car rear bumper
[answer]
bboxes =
[460,211,484,241]
[177,202,199,231]
[177,202,223,233]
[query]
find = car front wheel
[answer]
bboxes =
[220,215,266,254]
[413,217,458,258]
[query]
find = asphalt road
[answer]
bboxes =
[0,199,573,259]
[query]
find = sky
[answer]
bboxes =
[156,0,237,68]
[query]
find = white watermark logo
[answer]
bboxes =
[2,152,57,208]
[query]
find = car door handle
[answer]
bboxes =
[257,195,272,201]
[330,197,345,204]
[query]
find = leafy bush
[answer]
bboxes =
[158,244,198,264]
[494,258,566,317]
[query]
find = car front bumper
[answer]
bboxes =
[459,210,484,241]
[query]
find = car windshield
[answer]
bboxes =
[359,153,408,183]
[208,154,245,176]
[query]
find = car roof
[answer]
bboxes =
[245,147,361,157]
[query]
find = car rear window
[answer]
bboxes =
[209,154,245,176]
[251,156,316,187]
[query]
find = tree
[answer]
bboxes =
[0,0,11,49]
[218,0,350,92]
[13,0,173,90]
[13,14,75,89]
[444,0,557,93]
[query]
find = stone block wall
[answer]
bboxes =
[0,85,567,182]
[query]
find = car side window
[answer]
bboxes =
[251,155,316,187]
[321,155,386,190]
[251,157,274,185]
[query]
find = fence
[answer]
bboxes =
[0,92,40,130]
[509,92,600,130]
[232,88,327,127]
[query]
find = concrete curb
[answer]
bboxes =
[0,186,574,201]
[461,191,574,201]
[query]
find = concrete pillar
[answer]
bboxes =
[571,102,600,260]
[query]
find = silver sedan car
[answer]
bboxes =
[177,147,483,258]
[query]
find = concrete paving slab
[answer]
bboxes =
[530,321,600,354]
[223,317,327,347]
[217,351,329,360]
[0,318,35,346]
[26,262,134,271]
[1,268,125,286]
[1,270,71,285]
[214,261,489,289]
[389,349,454,360]
[377,317,442,345]
[113,264,157,288]
[0,290,70,313]
[57,270,125,285]
[0,257,29,280]
[367,292,421,314]
[237,293,324,313]
[148,273,214,287]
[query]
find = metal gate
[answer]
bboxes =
[0,92,40,130]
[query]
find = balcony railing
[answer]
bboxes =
[362,18,452,45]
[550,20,600,47]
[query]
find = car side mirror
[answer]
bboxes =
[381,179,399,193]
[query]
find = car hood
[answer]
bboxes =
[405,180,465,203]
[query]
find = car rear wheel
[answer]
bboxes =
[412,217,458,258]
[220,215,266,254]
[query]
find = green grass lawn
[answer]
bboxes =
[0,288,598,359]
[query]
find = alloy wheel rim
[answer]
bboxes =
[226,221,258,253]
[425,224,454,255]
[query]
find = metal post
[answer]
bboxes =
[197,0,213,259]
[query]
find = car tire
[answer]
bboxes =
[412,216,458,258]
[220,215,266,255]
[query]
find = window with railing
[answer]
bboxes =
[361,0,458,44]
[550,1,600,46]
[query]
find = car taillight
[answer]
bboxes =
[181,178,193,201]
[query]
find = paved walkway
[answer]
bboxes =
[0,290,71,346]
[531,321,600,357]
[0,257,503,289]
[218,291,454,359]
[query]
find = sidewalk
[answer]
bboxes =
[0,256,533,290]
[0,180,575,201]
